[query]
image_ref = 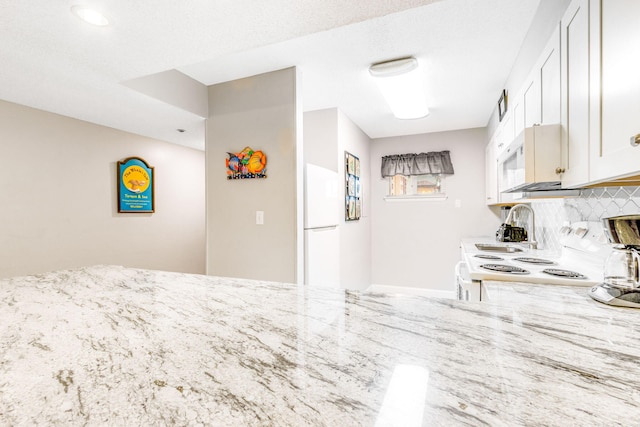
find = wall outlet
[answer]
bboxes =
[256,211,264,225]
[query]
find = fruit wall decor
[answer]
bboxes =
[226,147,267,180]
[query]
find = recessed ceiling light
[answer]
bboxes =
[177,129,186,133]
[71,5,110,26]
[369,57,429,120]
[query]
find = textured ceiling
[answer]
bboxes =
[0,0,540,150]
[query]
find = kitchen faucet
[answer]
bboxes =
[505,204,538,249]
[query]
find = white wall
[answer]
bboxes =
[371,128,499,291]
[206,67,302,284]
[337,110,371,290]
[0,99,206,278]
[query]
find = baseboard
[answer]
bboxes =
[366,284,455,299]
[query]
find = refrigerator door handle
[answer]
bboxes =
[307,226,338,232]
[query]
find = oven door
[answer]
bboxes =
[455,261,483,301]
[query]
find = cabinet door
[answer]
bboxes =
[485,139,498,205]
[494,126,506,156]
[501,114,514,147]
[590,0,640,181]
[540,27,561,125]
[513,96,524,137]
[560,0,590,188]
[523,80,540,127]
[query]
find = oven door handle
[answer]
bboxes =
[455,261,472,285]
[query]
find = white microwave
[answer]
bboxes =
[497,124,563,193]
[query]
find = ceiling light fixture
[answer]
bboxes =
[369,57,429,120]
[71,5,110,26]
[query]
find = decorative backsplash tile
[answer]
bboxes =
[529,200,566,254]
[566,187,640,220]
[526,186,640,252]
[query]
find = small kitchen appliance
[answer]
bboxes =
[497,124,562,193]
[496,223,527,243]
[496,204,537,248]
[588,215,640,308]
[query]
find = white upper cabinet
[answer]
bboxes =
[522,26,561,129]
[485,138,498,205]
[485,22,561,205]
[512,95,524,137]
[540,29,561,125]
[485,21,561,205]
[523,79,540,127]
[501,114,514,149]
[486,0,640,200]
[494,124,506,156]
[589,0,640,182]
[560,0,590,188]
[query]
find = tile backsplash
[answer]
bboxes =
[526,186,640,252]
[566,187,640,220]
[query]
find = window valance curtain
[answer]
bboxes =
[380,151,454,177]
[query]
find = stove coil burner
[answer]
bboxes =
[480,264,530,275]
[474,254,504,260]
[542,268,587,279]
[513,257,555,265]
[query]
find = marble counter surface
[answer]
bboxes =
[1,266,640,426]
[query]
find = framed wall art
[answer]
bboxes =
[117,157,154,213]
[498,89,508,122]
[345,151,361,221]
[226,146,267,179]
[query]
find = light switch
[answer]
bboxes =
[455,199,461,208]
[256,211,264,225]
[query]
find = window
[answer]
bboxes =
[381,151,453,201]
[388,174,445,198]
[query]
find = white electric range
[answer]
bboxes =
[457,221,612,302]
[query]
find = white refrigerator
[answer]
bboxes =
[304,164,340,288]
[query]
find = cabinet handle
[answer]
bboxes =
[631,134,640,147]
[555,167,565,174]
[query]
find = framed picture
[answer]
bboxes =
[345,151,361,221]
[117,157,154,213]
[347,153,355,175]
[348,175,356,196]
[226,146,267,179]
[498,89,508,122]
[347,197,356,220]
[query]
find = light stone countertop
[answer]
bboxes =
[1,265,639,426]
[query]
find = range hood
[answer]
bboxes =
[498,124,563,194]
[503,180,562,193]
